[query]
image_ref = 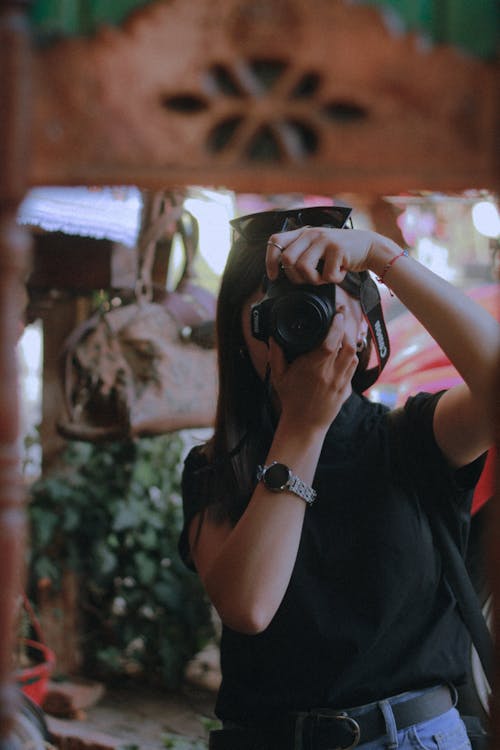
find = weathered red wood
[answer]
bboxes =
[28,235,137,292]
[0,218,31,737]
[490,369,500,747]
[29,0,498,193]
[0,0,32,740]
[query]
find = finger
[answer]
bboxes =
[281,228,345,284]
[271,226,306,245]
[343,354,359,397]
[268,337,287,381]
[266,237,285,280]
[321,311,346,352]
[336,342,359,373]
[279,266,304,285]
[309,227,366,283]
[266,228,314,280]
[301,312,345,367]
[333,340,359,386]
[319,234,348,284]
[267,239,285,252]
[291,241,328,284]
[277,238,323,284]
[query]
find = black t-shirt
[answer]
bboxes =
[179,392,485,724]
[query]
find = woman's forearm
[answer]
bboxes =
[367,236,500,403]
[199,420,326,634]
[198,317,358,632]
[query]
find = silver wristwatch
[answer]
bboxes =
[257,461,317,506]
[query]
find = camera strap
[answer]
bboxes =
[356,272,390,391]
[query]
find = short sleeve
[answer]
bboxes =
[178,445,211,571]
[389,391,485,552]
[394,391,486,497]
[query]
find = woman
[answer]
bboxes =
[179,205,498,750]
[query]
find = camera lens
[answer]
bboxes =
[271,291,334,356]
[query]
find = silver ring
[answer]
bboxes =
[279,263,293,270]
[267,240,284,251]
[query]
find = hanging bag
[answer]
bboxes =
[57,194,218,442]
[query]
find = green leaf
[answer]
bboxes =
[33,555,61,585]
[27,432,214,690]
[94,542,118,576]
[132,460,157,487]
[133,551,156,585]
[162,737,207,749]
[136,526,158,550]
[29,507,59,548]
[63,505,81,531]
[112,502,140,531]
[153,575,182,610]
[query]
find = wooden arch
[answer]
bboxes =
[0,0,498,741]
[30,0,497,192]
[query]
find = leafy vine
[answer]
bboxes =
[28,434,214,688]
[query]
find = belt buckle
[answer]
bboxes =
[314,710,361,750]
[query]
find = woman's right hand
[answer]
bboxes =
[191,309,359,634]
[268,310,359,433]
[189,304,360,634]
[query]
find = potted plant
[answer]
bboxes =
[15,594,56,706]
[26,433,214,689]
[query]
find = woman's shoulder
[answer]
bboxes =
[183,442,211,473]
[181,442,214,503]
[362,390,443,422]
[179,444,214,571]
[388,391,445,432]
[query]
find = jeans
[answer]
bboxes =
[355,689,471,749]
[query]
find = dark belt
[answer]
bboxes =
[209,685,453,750]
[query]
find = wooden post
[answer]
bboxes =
[0,0,32,740]
[490,363,500,747]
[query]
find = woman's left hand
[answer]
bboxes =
[265,226,399,284]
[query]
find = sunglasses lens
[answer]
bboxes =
[233,213,285,240]
[230,205,352,240]
[301,207,351,229]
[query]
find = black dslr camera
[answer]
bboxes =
[250,274,337,361]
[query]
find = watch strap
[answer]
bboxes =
[257,463,317,506]
[288,473,317,506]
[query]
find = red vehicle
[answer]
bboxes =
[369,281,498,722]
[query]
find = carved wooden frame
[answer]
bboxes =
[31,0,498,192]
[0,0,498,739]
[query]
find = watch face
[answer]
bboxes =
[264,462,290,491]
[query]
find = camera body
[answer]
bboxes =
[250,274,337,361]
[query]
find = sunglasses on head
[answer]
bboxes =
[230,205,352,241]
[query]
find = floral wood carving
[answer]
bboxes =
[30,0,498,192]
[162,59,368,162]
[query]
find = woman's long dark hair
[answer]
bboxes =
[202,236,273,522]
[202,234,372,524]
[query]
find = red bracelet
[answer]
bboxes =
[376,249,408,285]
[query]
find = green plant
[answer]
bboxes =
[28,434,214,688]
[159,716,220,748]
[162,736,208,750]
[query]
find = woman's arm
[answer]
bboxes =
[267,226,500,468]
[190,421,320,635]
[190,315,358,634]
[369,242,498,468]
